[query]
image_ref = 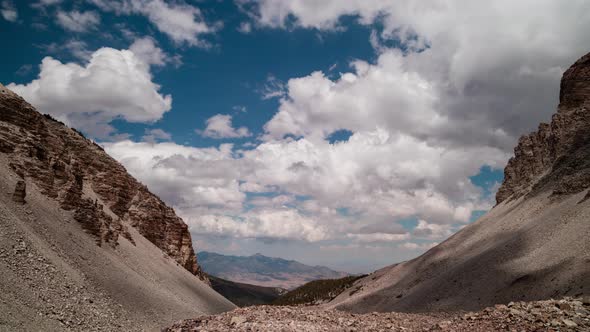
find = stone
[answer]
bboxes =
[562,319,577,328]
[12,180,26,204]
[230,315,246,325]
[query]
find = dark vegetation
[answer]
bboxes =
[272,275,367,306]
[208,275,286,307]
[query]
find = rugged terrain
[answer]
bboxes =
[0,84,235,331]
[326,52,590,313]
[208,275,286,307]
[272,275,366,306]
[197,251,348,289]
[166,297,590,331]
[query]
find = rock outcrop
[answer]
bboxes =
[12,180,25,204]
[496,52,590,203]
[0,83,208,283]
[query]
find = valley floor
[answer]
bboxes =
[166,297,589,332]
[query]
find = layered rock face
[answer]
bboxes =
[0,84,208,283]
[496,52,590,203]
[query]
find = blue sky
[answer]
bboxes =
[2,0,588,273]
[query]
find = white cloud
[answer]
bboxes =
[141,128,172,143]
[185,210,328,242]
[56,10,100,32]
[260,74,286,100]
[245,0,590,149]
[90,0,216,46]
[129,36,181,67]
[237,21,252,33]
[412,220,453,240]
[347,232,410,243]
[81,0,590,255]
[33,0,62,6]
[8,47,171,139]
[103,141,245,212]
[199,114,252,139]
[43,40,92,60]
[398,242,438,251]
[1,0,17,22]
[102,127,501,243]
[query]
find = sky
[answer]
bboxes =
[1,0,589,273]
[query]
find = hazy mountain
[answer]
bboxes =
[197,252,349,289]
[328,52,590,313]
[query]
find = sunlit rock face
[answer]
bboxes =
[0,83,208,283]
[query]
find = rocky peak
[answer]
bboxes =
[496,52,590,204]
[0,83,209,284]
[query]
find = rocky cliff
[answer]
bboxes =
[0,84,208,283]
[496,52,590,203]
[328,52,590,313]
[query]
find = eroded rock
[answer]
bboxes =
[496,52,590,204]
[12,180,26,204]
[0,83,209,284]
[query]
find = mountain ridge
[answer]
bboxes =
[327,51,590,313]
[0,83,235,330]
[197,251,349,289]
[0,83,209,283]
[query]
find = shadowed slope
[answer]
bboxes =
[328,52,590,313]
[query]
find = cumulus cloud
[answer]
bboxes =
[245,0,590,149]
[42,40,93,61]
[129,36,181,67]
[198,114,252,139]
[56,10,100,32]
[104,141,245,212]
[185,210,328,242]
[8,47,171,139]
[103,127,500,243]
[90,0,590,255]
[1,0,17,22]
[141,128,172,143]
[412,220,453,240]
[90,0,216,46]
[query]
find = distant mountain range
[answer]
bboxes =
[197,252,349,289]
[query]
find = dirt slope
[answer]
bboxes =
[327,52,590,313]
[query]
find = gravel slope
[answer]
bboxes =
[0,156,235,332]
[166,297,590,331]
[327,191,590,313]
